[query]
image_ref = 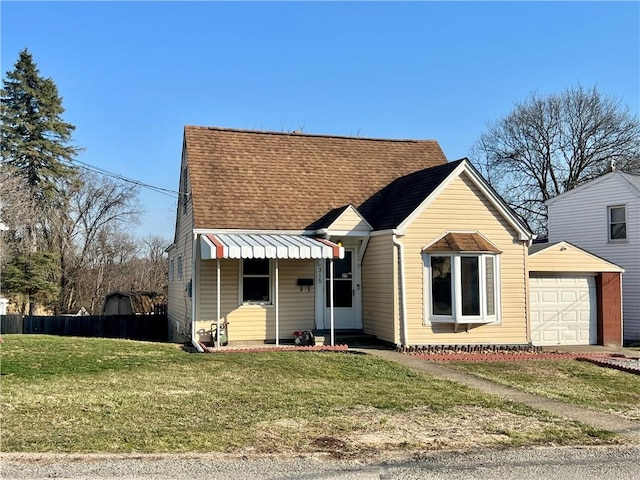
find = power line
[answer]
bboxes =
[62,158,184,199]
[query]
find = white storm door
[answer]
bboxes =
[324,249,356,329]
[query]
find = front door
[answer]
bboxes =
[324,249,356,329]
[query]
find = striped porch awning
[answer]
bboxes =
[200,234,344,260]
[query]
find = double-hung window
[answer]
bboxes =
[426,253,499,323]
[608,205,626,242]
[241,259,272,304]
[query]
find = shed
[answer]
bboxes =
[102,291,166,315]
[528,241,624,347]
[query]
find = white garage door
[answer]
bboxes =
[530,275,597,346]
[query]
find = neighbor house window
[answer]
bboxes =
[241,258,271,304]
[169,258,175,282]
[608,205,626,241]
[425,253,499,323]
[177,255,183,280]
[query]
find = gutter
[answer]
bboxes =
[392,232,409,347]
[191,232,204,353]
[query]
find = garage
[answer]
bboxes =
[528,242,624,347]
[530,274,596,345]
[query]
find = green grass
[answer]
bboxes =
[448,359,640,420]
[0,335,618,453]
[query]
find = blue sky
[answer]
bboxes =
[2,1,639,243]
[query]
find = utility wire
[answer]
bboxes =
[62,158,185,199]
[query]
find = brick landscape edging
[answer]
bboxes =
[408,352,614,362]
[577,356,640,375]
[199,342,349,353]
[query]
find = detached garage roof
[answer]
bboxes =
[529,241,624,273]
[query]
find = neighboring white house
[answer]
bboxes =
[546,169,640,344]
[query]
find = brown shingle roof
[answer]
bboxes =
[424,233,502,253]
[185,126,448,230]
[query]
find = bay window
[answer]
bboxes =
[425,252,499,324]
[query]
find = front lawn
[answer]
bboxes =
[448,359,640,421]
[0,335,618,454]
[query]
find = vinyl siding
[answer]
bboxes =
[328,208,371,232]
[402,173,529,345]
[529,243,623,273]
[196,259,316,343]
[547,173,640,342]
[167,149,193,342]
[362,234,398,344]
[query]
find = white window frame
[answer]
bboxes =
[423,252,501,325]
[607,205,627,242]
[169,258,175,282]
[239,258,273,305]
[177,255,183,281]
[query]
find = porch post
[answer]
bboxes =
[275,258,279,346]
[216,258,221,350]
[330,258,335,346]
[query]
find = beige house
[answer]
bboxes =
[167,126,538,351]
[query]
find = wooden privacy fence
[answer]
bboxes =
[0,314,168,342]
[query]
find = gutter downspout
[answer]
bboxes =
[392,232,409,347]
[191,233,204,353]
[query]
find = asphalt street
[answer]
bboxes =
[2,445,639,480]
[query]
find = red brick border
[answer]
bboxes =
[199,342,349,353]
[409,352,614,362]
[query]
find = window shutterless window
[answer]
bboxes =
[169,258,174,282]
[425,253,499,324]
[608,205,626,241]
[177,256,183,280]
[241,258,271,304]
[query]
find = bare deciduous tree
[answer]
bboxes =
[471,85,640,235]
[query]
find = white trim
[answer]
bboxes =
[275,258,279,346]
[329,258,335,346]
[318,230,371,237]
[191,233,203,353]
[397,160,532,241]
[393,235,409,346]
[216,258,221,350]
[315,259,324,330]
[528,241,625,272]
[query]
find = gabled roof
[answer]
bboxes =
[184,126,448,230]
[528,241,624,272]
[546,170,640,206]
[392,159,533,240]
[359,160,463,230]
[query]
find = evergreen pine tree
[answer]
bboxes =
[1,49,79,313]
[1,49,78,216]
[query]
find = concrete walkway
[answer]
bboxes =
[354,348,640,442]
